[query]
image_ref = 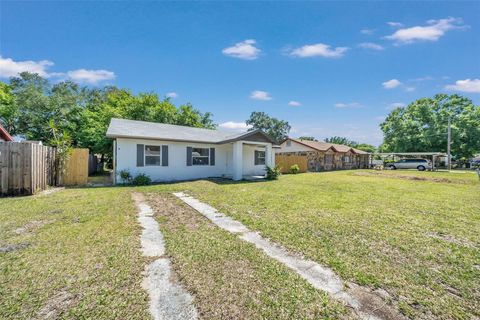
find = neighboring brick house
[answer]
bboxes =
[276,138,370,172]
[0,124,13,142]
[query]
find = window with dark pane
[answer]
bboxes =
[325,154,333,164]
[192,148,209,165]
[255,150,266,165]
[145,145,161,166]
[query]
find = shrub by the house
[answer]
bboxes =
[265,165,281,180]
[132,173,152,186]
[290,164,300,174]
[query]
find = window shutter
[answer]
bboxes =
[254,150,259,165]
[137,144,144,167]
[186,147,192,166]
[210,148,215,166]
[162,145,168,166]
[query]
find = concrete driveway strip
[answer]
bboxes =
[173,192,406,320]
[132,193,198,320]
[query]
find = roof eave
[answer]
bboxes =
[219,129,277,144]
[107,133,223,144]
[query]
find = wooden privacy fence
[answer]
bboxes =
[0,142,56,196]
[275,154,308,173]
[61,148,89,186]
[0,142,89,196]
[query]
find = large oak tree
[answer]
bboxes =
[380,94,480,159]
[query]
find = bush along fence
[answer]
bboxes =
[0,142,88,197]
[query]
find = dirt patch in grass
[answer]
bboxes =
[0,243,30,253]
[427,232,476,248]
[36,291,76,320]
[352,171,454,183]
[35,187,65,197]
[146,193,352,319]
[14,220,53,235]
[346,283,406,320]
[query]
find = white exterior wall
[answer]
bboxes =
[276,140,313,153]
[115,138,233,182]
[242,144,268,176]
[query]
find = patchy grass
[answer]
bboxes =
[146,193,351,319]
[353,169,478,184]
[0,188,149,319]
[2,170,478,319]
[87,171,113,186]
[145,170,479,319]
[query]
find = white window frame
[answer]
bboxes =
[145,145,161,166]
[255,150,266,165]
[343,155,351,163]
[192,147,210,166]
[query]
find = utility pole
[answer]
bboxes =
[447,116,451,171]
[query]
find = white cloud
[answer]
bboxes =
[250,90,272,101]
[335,102,362,108]
[405,86,415,92]
[0,56,115,85]
[0,56,53,78]
[67,69,115,84]
[358,42,385,50]
[289,43,348,58]
[222,39,261,60]
[409,76,434,82]
[385,17,466,44]
[387,102,406,110]
[445,79,480,93]
[387,22,404,28]
[166,92,178,98]
[219,121,252,131]
[360,28,375,35]
[288,101,301,107]
[382,79,402,89]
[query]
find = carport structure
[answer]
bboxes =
[371,152,447,171]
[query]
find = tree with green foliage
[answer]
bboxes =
[324,136,376,152]
[325,136,358,147]
[0,82,16,132]
[298,136,317,141]
[354,143,376,153]
[380,94,480,159]
[246,111,290,143]
[0,72,86,143]
[0,73,216,160]
[77,87,215,158]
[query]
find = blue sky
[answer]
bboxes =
[1,1,479,145]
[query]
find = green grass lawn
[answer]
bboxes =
[145,170,480,319]
[146,193,350,319]
[0,188,149,319]
[1,170,478,319]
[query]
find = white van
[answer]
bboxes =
[386,159,432,171]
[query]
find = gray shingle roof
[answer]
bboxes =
[106,118,275,144]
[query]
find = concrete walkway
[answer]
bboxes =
[173,192,405,320]
[132,193,197,320]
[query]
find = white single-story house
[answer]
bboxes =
[106,118,277,183]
